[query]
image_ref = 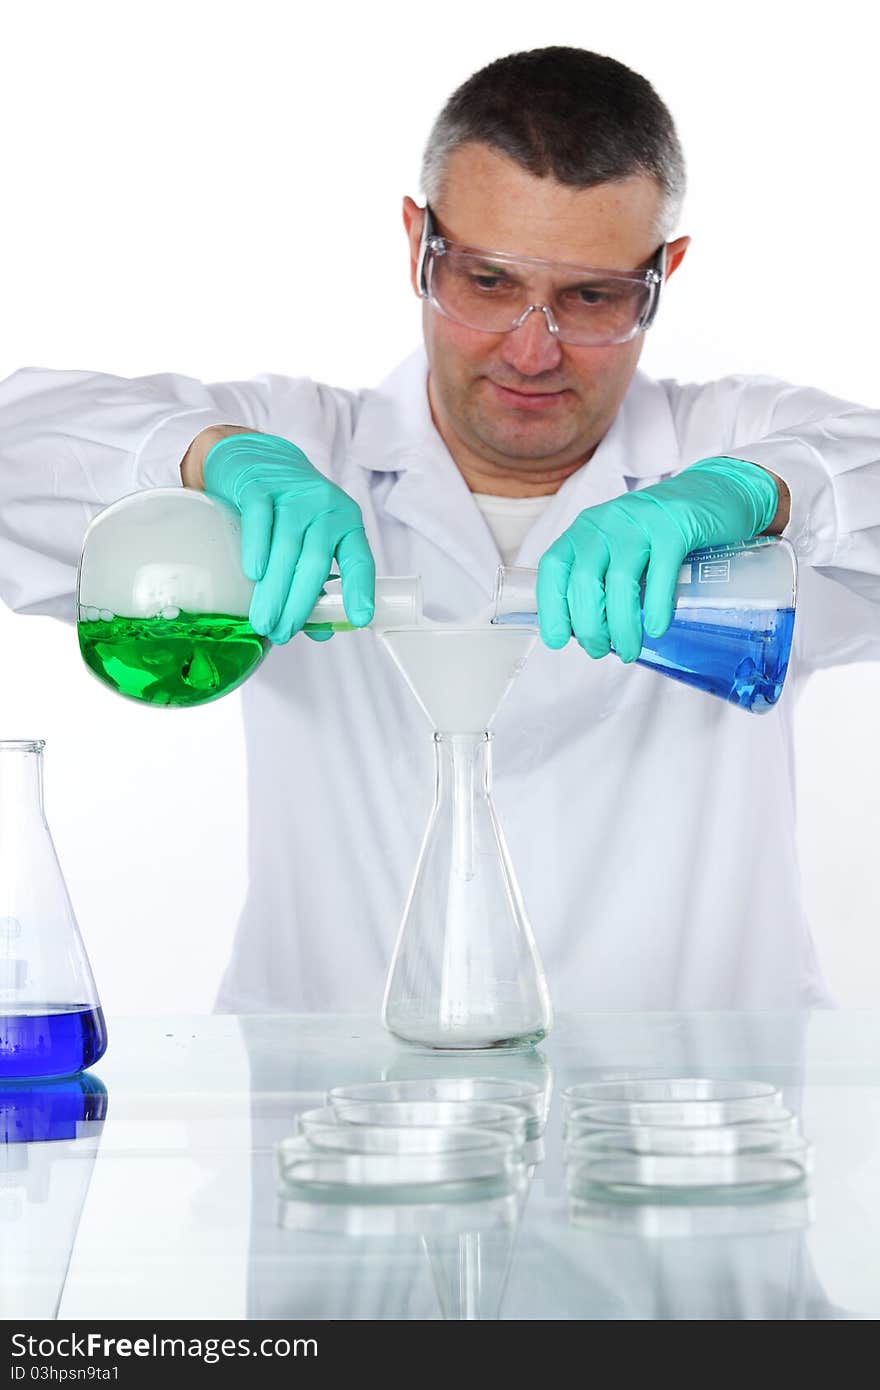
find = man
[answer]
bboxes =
[1,48,878,1013]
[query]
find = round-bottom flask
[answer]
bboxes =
[77,489,421,707]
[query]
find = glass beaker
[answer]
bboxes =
[0,742,107,1079]
[494,536,798,712]
[379,626,552,1052]
[77,488,422,707]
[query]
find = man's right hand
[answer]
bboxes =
[180,426,375,645]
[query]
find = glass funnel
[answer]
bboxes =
[0,742,107,1079]
[379,624,552,1051]
[77,488,422,707]
[494,536,798,712]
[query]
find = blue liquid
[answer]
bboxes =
[637,607,795,712]
[495,607,796,713]
[0,1006,108,1080]
[1,1073,108,1143]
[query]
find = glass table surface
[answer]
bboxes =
[3,1011,879,1321]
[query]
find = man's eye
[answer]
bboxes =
[469,273,511,292]
[576,286,610,305]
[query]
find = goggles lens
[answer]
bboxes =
[425,243,658,345]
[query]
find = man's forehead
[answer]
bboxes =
[433,143,662,267]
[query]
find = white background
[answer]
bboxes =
[0,0,878,1013]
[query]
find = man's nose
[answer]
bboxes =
[498,306,564,376]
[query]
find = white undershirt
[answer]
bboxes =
[471,491,554,565]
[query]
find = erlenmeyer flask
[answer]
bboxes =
[380,627,553,1051]
[494,537,797,713]
[0,742,107,1079]
[78,488,421,707]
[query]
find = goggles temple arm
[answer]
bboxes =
[415,204,437,298]
[640,242,667,331]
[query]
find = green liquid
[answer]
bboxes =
[78,610,270,707]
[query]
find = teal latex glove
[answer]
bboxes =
[203,432,375,645]
[536,456,779,663]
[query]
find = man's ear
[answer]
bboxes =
[403,196,426,295]
[664,234,691,280]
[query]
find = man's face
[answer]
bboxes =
[404,144,687,476]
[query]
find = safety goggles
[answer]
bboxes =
[416,205,666,346]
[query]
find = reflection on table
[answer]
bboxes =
[4,1012,877,1319]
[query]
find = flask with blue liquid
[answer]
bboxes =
[0,741,107,1079]
[493,536,797,713]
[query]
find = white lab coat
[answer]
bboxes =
[1,349,878,1011]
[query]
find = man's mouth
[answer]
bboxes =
[486,379,570,411]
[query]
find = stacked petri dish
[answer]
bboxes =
[274,1077,549,1319]
[277,1076,546,1212]
[561,1078,813,1236]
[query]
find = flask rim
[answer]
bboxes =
[0,739,45,753]
[433,731,492,742]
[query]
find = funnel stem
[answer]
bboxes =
[438,733,487,1032]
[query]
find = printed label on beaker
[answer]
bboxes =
[698,559,731,584]
[0,959,28,990]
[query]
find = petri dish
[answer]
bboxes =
[298,1101,529,1148]
[564,1126,812,1168]
[565,1096,788,1130]
[565,1151,810,1206]
[568,1193,814,1238]
[276,1145,526,1206]
[564,1107,799,1141]
[561,1078,781,1119]
[328,1078,544,1137]
[292,1124,521,1160]
[278,1188,523,1237]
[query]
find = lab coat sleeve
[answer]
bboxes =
[0,366,349,622]
[670,376,880,605]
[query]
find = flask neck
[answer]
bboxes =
[0,742,46,820]
[307,577,423,630]
[432,731,492,800]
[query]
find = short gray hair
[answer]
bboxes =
[421,47,686,240]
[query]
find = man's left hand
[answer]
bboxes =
[536,456,780,662]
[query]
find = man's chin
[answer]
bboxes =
[469,413,582,463]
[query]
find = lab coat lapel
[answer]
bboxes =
[381,452,501,591]
[513,370,682,567]
[350,350,508,592]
